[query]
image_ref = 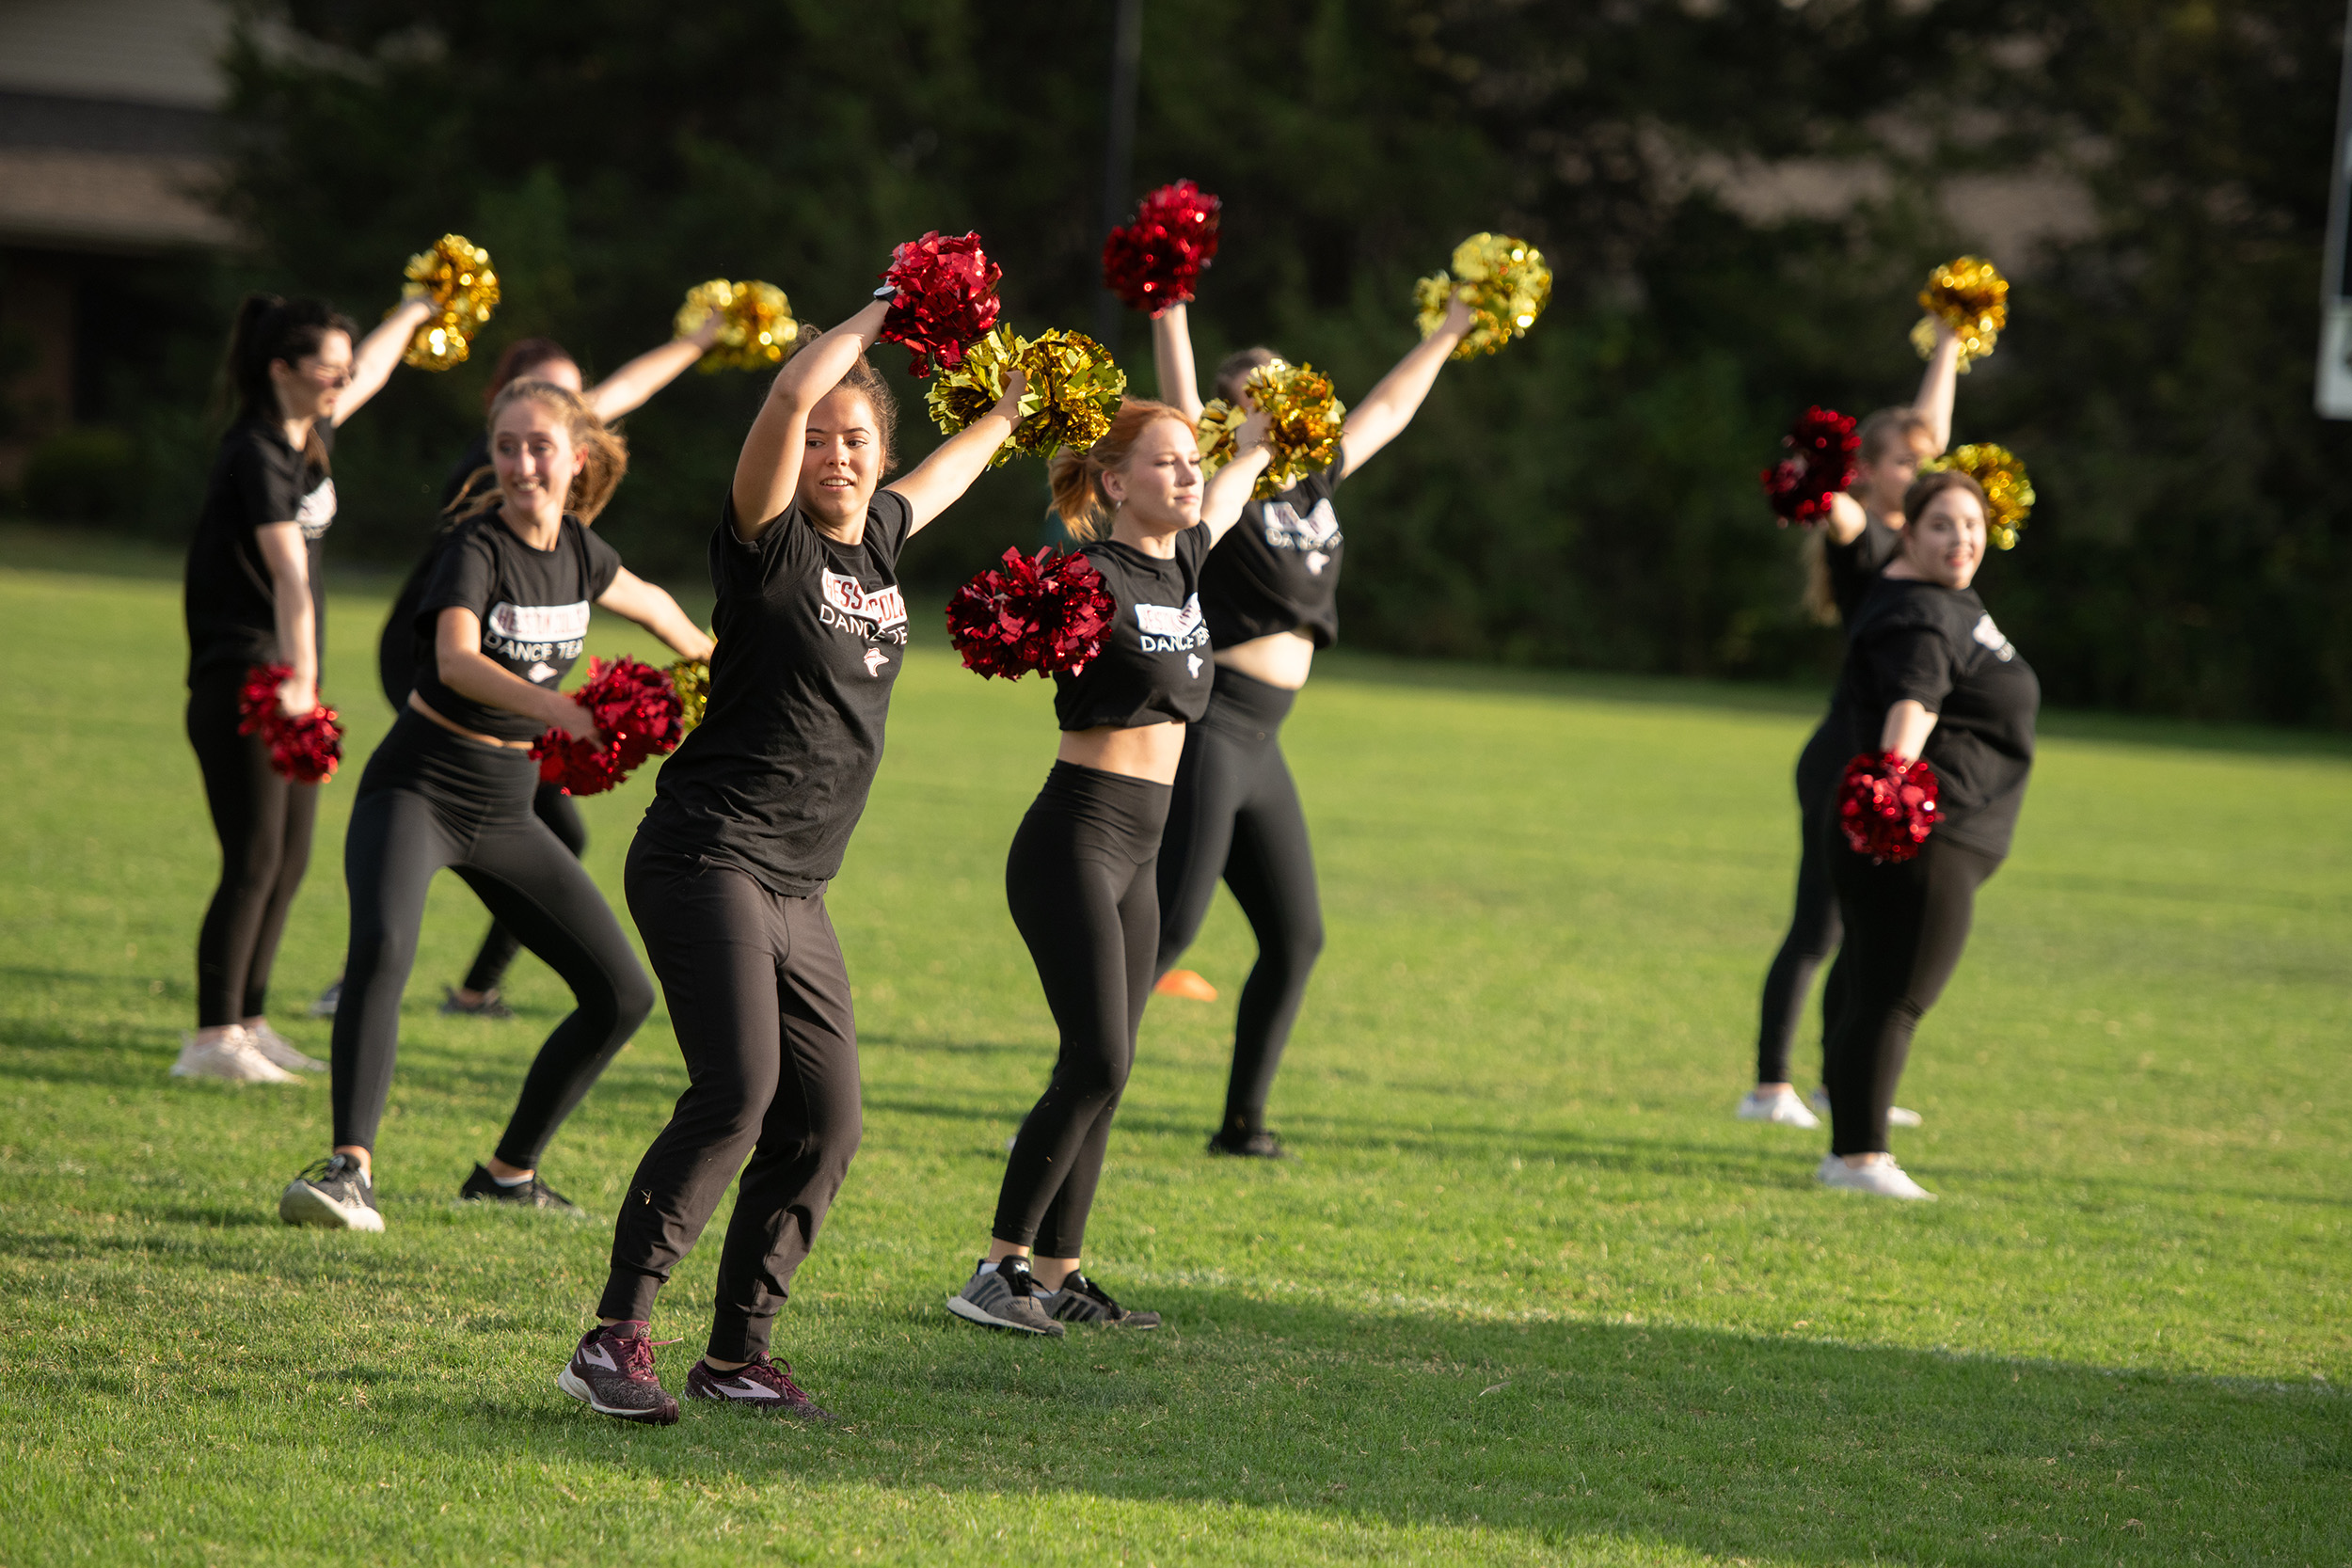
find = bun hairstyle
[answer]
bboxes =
[216,293,358,471]
[1213,345,1279,404]
[485,337,578,410]
[456,379,630,524]
[1899,467,1988,529]
[1047,398,1198,543]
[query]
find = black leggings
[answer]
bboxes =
[187,667,319,1027]
[461,783,588,994]
[602,844,862,1363]
[1155,666,1324,1137]
[329,713,653,1165]
[1820,834,2000,1155]
[1755,715,1845,1085]
[994,762,1169,1258]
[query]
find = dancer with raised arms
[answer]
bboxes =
[177,288,437,1084]
[278,381,713,1230]
[560,292,1028,1424]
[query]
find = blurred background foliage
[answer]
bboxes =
[29,0,2352,725]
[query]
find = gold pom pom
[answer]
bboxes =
[926,325,1026,467]
[675,279,800,372]
[1415,233,1551,360]
[927,326,1127,466]
[1913,255,2009,372]
[395,233,500,372]
[1199,359,1347,499]
[668,657,710,734]
[1923,442,2035,549]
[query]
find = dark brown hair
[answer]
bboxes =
[1213,345,1280,404]
[1899,467,1989,529]
[809,354,900,474]
[216,293,358,472]
[1047,399,1198,542]
[484,337,578,410]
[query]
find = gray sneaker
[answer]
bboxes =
[1039,1270,1161,1329]
[945,1257,1065,1338]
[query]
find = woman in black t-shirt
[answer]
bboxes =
[1815,469,2038,1201]
[177,289,437,1085]
[1741,319,1963,1131]
[560,293,1027,1425]
[1142,291,1480,1158]
[946,400,1270,1338]
[277,381,714,1234]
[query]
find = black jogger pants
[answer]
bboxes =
[187,667,320,1028]
[1755,715,1845,1085]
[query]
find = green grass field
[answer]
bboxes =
[1,527,2346,1566]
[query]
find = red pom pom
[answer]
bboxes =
[877,230,1003,378]
[1837,751,1941,863]
[1102,180,1222,317]
[945,546,1118,680]
[1760,405,1860,526]
[236,662,345,784]
[529,656,685,797]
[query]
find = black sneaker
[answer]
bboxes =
[1039,1270,1161,1329]
[1207,1128,1290,1159]
[685,1354,834,1418]
[557,1323,678,1425]
[440,986,516,1020]
[278,1154,384,1231]
[458,1163,584,1214]
[945,1257,1065,1337]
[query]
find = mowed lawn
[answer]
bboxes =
[0,529,2345,1566]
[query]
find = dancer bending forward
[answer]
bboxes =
[947,399,1268,1337]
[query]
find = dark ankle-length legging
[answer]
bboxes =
[601,843,862,1364]
[1755,715,1846,1085]
[994,762,1170,1259]
[330,713,652,1166]
[1154,666,1323,1138]
[461,782,588,995]
[1820,832,2000,1155]
[187,667,319,1027]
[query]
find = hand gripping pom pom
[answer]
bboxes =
[1838,752,1942,863]
[1414,233,1551,360]
[393,234,500,372]
[1198,360,1346,499]
[946,546,1119,680]
[928,327,1128,466]
[1923,442,2036,550]
[529,657,686,797]
[676,279,799,372]
[236,663,345,784]
[1912,255,2008,372]
[1102,180,1222,317]
[1759,405,1860,527]
[668,657,710,735]
[878,231,1003,378]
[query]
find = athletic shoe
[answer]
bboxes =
[172,1028,298,1085]
[1811,1086,1921,1127]
[557,1323,679,1425]
[1152,969,1218,1002]
[309,978,342,1019]
[1206,1128,1290,1159]
[244,1021,327,1073]
[458,1163,584,1215]
[441,985,516,1020]
[684,1354,834,1418]
[946,1257,1065,1338]
[1737,1086,1819,1129]
[1818,1155,1937,1200]
[278,1154,385,1230]
[1039,1270,1161,1329]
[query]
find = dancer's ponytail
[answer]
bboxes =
[214,293,358,472]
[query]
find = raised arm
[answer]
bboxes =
[1912,319,1960,454]
[1337,293,1473,473]
[584,314,723,422]
[254,522,318,713]
[597,568,715,660]
[731,297,891,538]
[333,297,437,426]
[887,368,1028,536]
[1152,301,1203,420]
[1199,410,1270,547]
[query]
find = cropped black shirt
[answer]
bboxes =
[1200,455,1346,649]
[1054,525,1214,731]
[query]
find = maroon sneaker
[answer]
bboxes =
[557,1323,678,1425]
[684,1354,834,1419]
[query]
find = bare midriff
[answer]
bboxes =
[1057,721,1187,785]
[1211,628,1314,691]
[408,690,535,751]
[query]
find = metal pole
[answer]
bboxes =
[1095,0,1144,348]
[2313,0,2352,415]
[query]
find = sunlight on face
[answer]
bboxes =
[1903,486,1988,591]
[798,388,882,525]
[492,398,584,515]
[1101,416,1203,534]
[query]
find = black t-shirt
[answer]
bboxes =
[377,437,502,708]
[1832,577,2040,860]
[1200,456,1346,649]
[1823,513,1902,628]
[183,420,338,683]
[1055,525,1214,731]
[638,491,915,896]
[411,511,623,742]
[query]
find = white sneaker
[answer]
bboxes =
[1810,1087,1922,1127]
[1737,1086,1820,1128]
[171,1028,298,1084]
[1818,1155,1936,1200]
[243,1021,327,1073]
